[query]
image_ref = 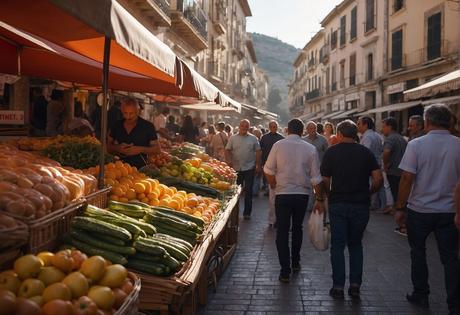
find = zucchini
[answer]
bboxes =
[151,221,199,239]
[109,208,145,219]
[152,207,205,228]
[133,240,167,256]
[70,229,136,256]
[134,252,165,262]
[150,210,203,233]
[70,238,128,265]
[71,216,132,241]
[94,210,156,235]
[138,237,189,262]
[126,258,168,276]
[145,212,200,233]
[109,200,144,211]
[128,201,151,210]
[162,253,182,271]
[154,233,194,252]
[149,235,191,255]
[104,218,146,238]
[90,233,126,246]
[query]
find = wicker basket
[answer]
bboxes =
[86,187,111,208]
[115,272,141,315]
[0,249,22,270]
[0,213,28,251]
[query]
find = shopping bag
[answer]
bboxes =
[308,210,330,251]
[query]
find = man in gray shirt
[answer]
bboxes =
[382,117,407,207]
[226,119,262,219]
[303,121,329,163]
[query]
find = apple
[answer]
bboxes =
[29,295,44,306]
[80,256,106,282]
[73,296,98,315]
[14,255,42,280]
[121,278,133,295]
[42,282,71,303]
[88,286,114,310]
[17,279,45,298]
[97,265,127,288]
[50,250,74,273]
[37,267,66,286]
[62,272,89,298]
[0,289,16,315]
[15,297,41,315]
[42,299,73,315]
[112,288,127,309]
[37,252,54,267]
[70,250,88,270]
[0,270,21,294]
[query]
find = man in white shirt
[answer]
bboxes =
[153,107,172,140]
[264,119,326,283]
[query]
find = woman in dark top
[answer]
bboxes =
[179,115,199,144]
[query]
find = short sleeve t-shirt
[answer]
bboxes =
[321,142,380,205]
[225,134,261,171]
[383,132,407,176]
[109,117,158,168]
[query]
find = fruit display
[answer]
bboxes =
[0,250,136,314]
[0,145,97,219]
[158,138,172,151]
[65,203,212,276]
[148,151,172,168]
[16,135,100,151]
[201,158,237,183]
[0,213,28,252]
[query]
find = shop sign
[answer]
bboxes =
[332,99,339,111]
[0,110,25,125]
[387,82,406,94]
[345,92,359,102]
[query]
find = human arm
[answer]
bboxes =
[370,169,383,194]
[394,171,415,226]
[255,149,262,174]
[263,145,277,189]
[382,149,391,171]
[455,180,460,228]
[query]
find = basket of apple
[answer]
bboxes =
[0,250,140,315]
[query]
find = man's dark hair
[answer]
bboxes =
[50,89,64,101]
[168,115,175,123]
[337,120,358,139]
[360,116,375,130]
[383,117,398,131]
[409,115,424,128]
[316,123,324,134]
[424,104,452,129]
[287,119,304,136]
[217,122,225,130]
[162,107,170,115]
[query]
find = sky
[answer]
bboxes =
[247,0,343,48]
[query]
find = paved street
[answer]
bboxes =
[199,194,449,314]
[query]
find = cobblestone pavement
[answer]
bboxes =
[199,194,450,314]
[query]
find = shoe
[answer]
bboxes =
[394,226,407,236]
[243,215,251,220]
[348,286,361,300]
[329,288,344,299]
[278,271,290,283]
[292,262,301,272]
[406,293,429,309]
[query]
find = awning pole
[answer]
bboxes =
[98,36,111,189]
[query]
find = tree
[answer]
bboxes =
[267,88,282,113]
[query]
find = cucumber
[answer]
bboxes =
[71,216,132,241]
[150,235,191,255]
[109,200,144,211]
[70,238,128,265]
[103,218,146,238]
[152,207,205,228]
[138,237,189,262]
[154,233,194,252]
[128,201,151,210]
[70,229,136,256]
[126,258,168,276]
[145,212,200,233]
[90,232,126,246]
[94,210,156,235]
[162,253,182,272]
[152,221,199,240]
[134,252,165,262]
[133,240,167,256]
[150,211,203,233]
[109,208,145,219]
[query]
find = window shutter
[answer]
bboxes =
[427,12,441,60]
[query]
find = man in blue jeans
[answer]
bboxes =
[320,120,382,300]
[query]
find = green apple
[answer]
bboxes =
[17,279,45,298]
[62,272,89,298]
[97,264,127,288]
[0,270,21,294]
[14,255,42,280]
[37,266,66,286]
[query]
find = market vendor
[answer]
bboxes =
[108,97,160,168]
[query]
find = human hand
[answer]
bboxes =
[255,165,262,176]
[123,145,145,156]
[314,200,325,214]
[394,210,406,226]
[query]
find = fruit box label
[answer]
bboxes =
[0,110,25,125]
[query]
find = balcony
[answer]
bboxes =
[320,45,330,64]
[171,0,208,51]
[212,0,227,35]
[232,38,244,60]
[305,89,321,101]
[308,58,316,70]
[126,0,171,26]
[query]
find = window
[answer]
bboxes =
[367,53,374,80]
[427,12,442,60]
[326,67,330,93]
[340,60,345,89]
[365,0,375,32]
[331,30,338,50]
[406,79,418,89]
[350,7,357,40]
[391,29,403,70]
[393,0,404,13]
[365,91,376,109]
[331,65,337,91]
[389,92,403,104]
[349,54,356,86]
[340,15,346,47]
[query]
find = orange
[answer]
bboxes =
[106,162,116,170]
[105,171,116,180]
[157,185,165,197]
[147,192,159,200]
[119,197,129,203]
[187,193,197,199]
[104,178,116,187]
[148,198,160,207]
[177,190,187,198]
[141,197,149,204]
[170,186,177,194]
[159,198,171,207]
[115,160,124,168]
[134,182,145,194]
[110,195,119,201]
[112,186,124,197]
[187,198,199,207]
[137,193,146,200]
[168,199,181,211]
[141,180,152,194]
[120,166,129,177]
[126,189,137,200]
[114,169,122,179]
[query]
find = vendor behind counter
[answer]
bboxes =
[108,97,160,168]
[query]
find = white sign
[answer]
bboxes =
[0,110,25,125]
[332,99,339,111]
[345,92,359,102]
[387,82,406,94]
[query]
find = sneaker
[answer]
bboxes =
[329,288,344,299]
[348,286,360,300]
[278,271,290,283]
[406,293,429,309]
[292,262,301,272]
[243,215,251,220]
[394,227,407,236]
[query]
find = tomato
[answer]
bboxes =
[73,296,99,315]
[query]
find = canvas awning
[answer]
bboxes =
[331,108,359,119]
[180,102,237,112]
[360,101,420,115]
[310,111,325,121]
[421,95,460,106]
[297,112,316,121]
[404,70,460,100]
[257,108,278,119]
[322,110,344,120]
[217,92,242,112]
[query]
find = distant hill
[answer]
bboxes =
[251,33,300,123]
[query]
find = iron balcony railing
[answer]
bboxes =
[177,0,208,40]
[154,0,171,16]
[305,89,321,100]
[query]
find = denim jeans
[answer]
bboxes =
[236,168,255,216]
[329,203,370,288]
[275,194,309,274]
[406,209,460,311]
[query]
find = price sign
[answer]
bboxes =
[0,110,25,125]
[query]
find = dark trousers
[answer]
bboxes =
[275,194,309,274]
[329,203,370,288]
[237,168,255,216]
[406,209,460,311]
[387,174,401,202]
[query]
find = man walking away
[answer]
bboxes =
[382,117,407,212]
[408,115,424,140]
[226,119,262,220]
[394,104,460,314]
[260,121,284,227]
[321,120,382,300]
[154,107,172,141]
[264,119,325,283]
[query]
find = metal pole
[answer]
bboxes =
[98,36,111,189]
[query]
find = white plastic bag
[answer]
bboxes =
[308,210,330,251]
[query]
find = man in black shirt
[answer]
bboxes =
[320,120,382,300]
[108,97,160,168]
